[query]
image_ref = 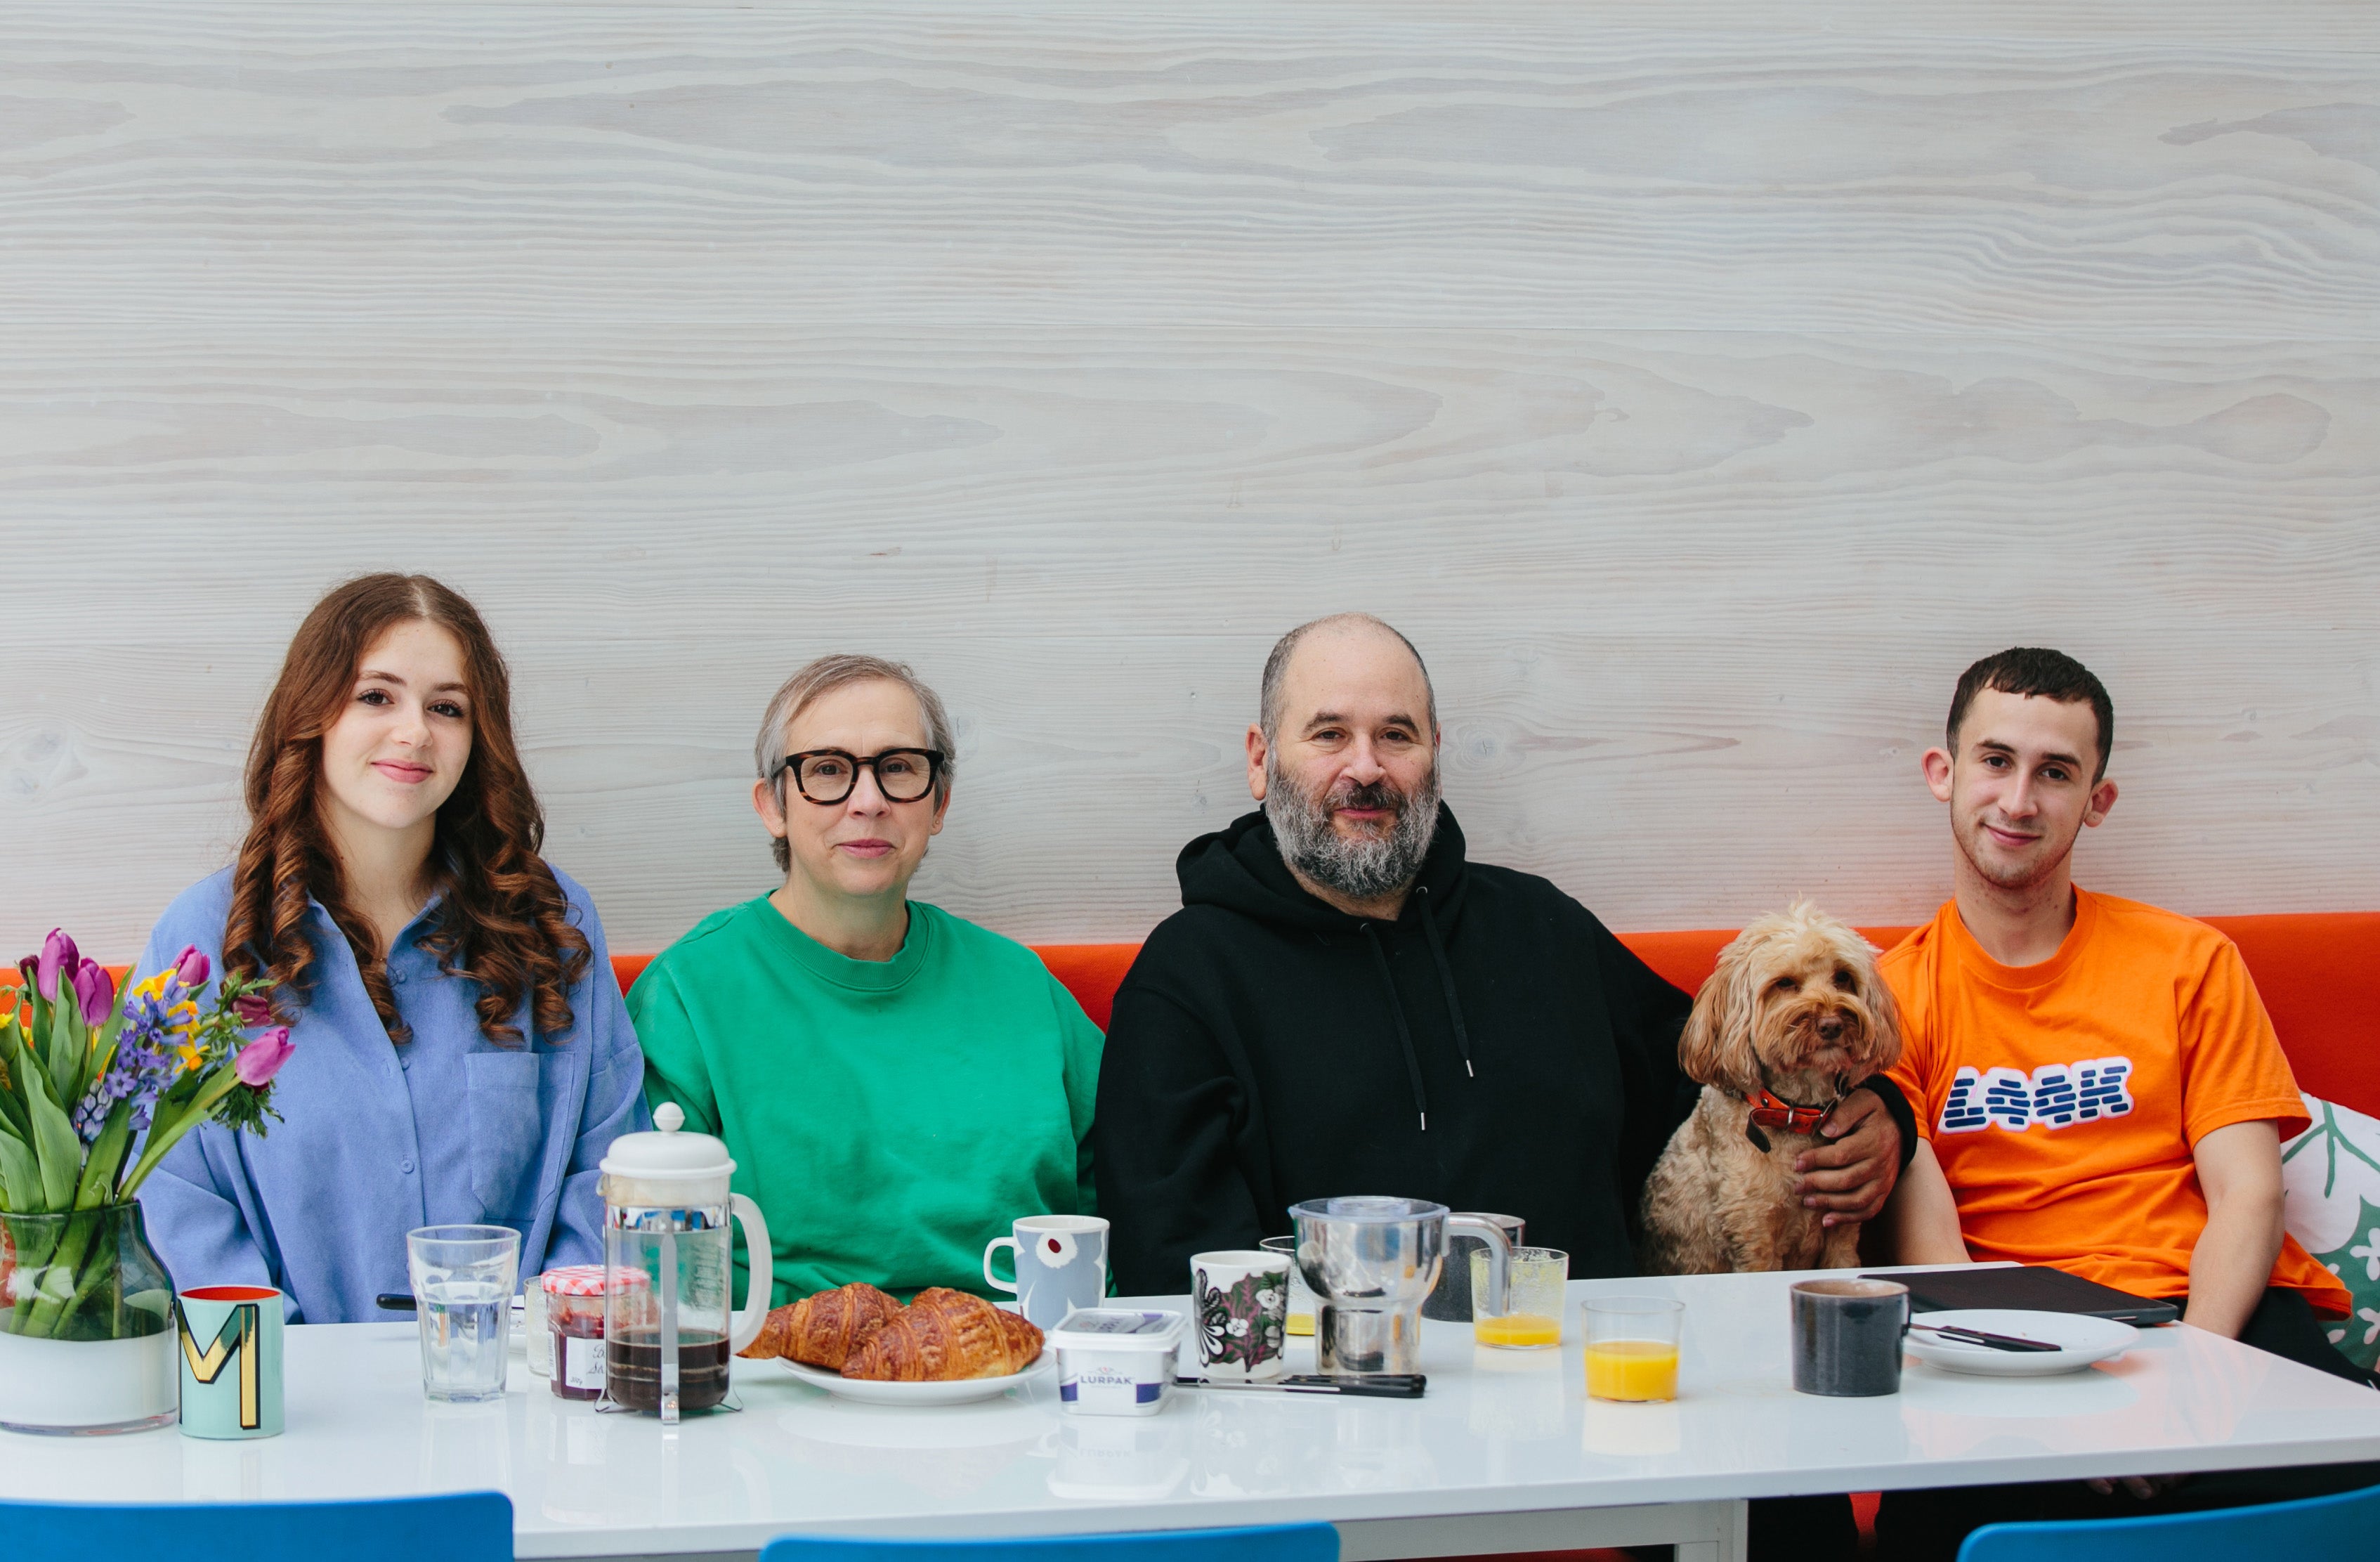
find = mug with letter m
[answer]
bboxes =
[175,1284,284,1438]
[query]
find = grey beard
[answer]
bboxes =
[1264,760,1441,904]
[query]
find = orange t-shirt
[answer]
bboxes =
[1883,888,2348,1317]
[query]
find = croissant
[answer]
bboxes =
[738,1281,903,1368]
[840,1287,1043,1381]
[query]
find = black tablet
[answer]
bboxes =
[1862,1265,2180,1326]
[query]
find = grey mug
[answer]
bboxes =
[984,1214,1109,1328]
[1791,1277,1909,1397]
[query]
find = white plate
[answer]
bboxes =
[773,1353,1051,1405]
[1906,1309,2138,1376]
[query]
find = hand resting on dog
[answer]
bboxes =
[1796,1090,1901,1226]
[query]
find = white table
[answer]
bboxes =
[5,1273,2376,1562]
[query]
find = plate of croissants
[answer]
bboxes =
[738,1281,1050,1405]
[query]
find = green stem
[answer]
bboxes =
[49,1230,126,1339]
[3,1215,67,1335]
[73,1102,133,1210]
[14,1213,97,1340]
[114,1069,240,1203]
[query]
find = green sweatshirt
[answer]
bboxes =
[629,895,1102,1306]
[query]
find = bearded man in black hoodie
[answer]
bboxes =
[1094,613,1914,1297]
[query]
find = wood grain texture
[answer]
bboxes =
[1,3,2372,334]
[0,4,2373,961]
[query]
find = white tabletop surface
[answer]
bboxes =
[4,1271,2376,1558]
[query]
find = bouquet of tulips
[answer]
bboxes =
[1,929,293,1339]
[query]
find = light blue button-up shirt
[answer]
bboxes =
[132,864,648,1322]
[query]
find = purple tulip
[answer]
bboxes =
[233,991,275,1026]
[16,955,37,996]
[233,1027,294,1087]
[172,945,211,989]
[36,929,78,1001]
[72,960,114,1027]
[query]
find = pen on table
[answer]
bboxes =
[1175,1374,1426,1398]
[381,1291,529,1313]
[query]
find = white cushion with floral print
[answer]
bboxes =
[2281,1091,2380,1372]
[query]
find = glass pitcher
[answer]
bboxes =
[598,1102,773,1422]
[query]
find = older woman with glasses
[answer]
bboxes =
[628,654,1101,1305]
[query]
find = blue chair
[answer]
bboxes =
[1960,1480,2380,1560]
[0,1491,512,1562]
[763,1523,1339,1562]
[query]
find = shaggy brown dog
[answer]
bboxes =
[1642,900,1902,1274]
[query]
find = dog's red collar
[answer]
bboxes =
[1745,1086,1833,1135]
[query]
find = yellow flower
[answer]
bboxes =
[176,1043,204,1075]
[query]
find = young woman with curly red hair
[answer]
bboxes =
[131,573,648,1322]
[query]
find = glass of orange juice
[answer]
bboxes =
[1583,1296,1683,1402]
[1471,1247,1567,1348]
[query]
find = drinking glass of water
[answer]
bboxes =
[406,1225,520,1402]
[1259,1235,1316,1337]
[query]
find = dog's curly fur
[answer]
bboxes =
[1642,900,1902,1275]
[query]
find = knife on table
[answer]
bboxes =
[1909,1322,2063,1353]
[1175,1374,1426,1398]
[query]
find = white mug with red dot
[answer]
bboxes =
[983,1214,1109,1327]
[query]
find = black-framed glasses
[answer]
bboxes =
[772,748,945,806]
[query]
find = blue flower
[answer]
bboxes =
[72,975,192,1143]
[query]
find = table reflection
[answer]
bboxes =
[420,1398,514,1492]
[767,1394,1048,1499]
[177,1436,268,1503]
[1581,1393,1679,1458]
[1325,1397,1434,1492]
[1468,1345,1567,1443]
[1047,1414,1189,1502]
[1189,1397,1311,1497]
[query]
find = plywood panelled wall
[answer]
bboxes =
[3,2,2374,961]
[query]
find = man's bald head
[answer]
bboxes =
[1250,613,1444,914]
[1259,613,1438,743]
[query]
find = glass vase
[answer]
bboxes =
[0,1202,179,1433]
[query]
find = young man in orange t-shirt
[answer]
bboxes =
[1873,648,2373,1560]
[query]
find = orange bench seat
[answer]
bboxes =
[977,913,2377,1124]
[18,913,2369,1121]
[609,911,2376,1120]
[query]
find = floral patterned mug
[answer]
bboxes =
[1190,1249,1291,1381]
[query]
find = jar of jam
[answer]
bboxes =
[542,1264,646,1401]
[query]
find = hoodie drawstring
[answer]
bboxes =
[1360,924,1432,1133]
[1414,885,1477,1080]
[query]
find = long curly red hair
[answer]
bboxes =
[223,574,590,1047]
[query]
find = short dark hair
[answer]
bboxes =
[1946,647,2114,781]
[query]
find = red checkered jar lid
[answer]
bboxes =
[541,1263,650,1297]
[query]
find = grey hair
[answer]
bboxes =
[1258,613,1439,741]
[754,653,956,873]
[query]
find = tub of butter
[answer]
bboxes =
[1047,1308,1186,1417]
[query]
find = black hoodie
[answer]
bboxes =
[1094,805,1708,1295]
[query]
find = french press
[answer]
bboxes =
[597,1102,773,1421]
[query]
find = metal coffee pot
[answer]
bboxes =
[1422,1211,1524,1322]
[1288,1197,1514,1376]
